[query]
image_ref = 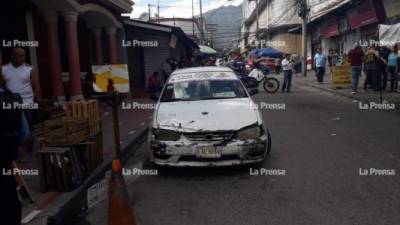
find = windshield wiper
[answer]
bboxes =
[161,98,200,102]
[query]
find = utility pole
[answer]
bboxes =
[148,4,151,22]
[248,0,259,48]
[192,0,195,36]
[297,0,309,77]
[297,0,310,77]
[255,0,259,47]
[199,0,204,45]
[157,0,160,23]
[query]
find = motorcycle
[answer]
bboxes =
[244,66,280,93]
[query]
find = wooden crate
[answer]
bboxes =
[39,117,90,147]
[37,146,87,192]
[66,100,100,136]
[80,131,104,173]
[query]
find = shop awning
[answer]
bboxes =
[251,47,284,58]
[198,45,218,55]
[379,23,400,45]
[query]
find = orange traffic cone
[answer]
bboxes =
[108,159,136,225]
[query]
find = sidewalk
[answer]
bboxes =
[293,71,400,104]
[20,96,154,225]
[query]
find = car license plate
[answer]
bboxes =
[196,146,221,158]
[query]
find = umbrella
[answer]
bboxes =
[255,47,284,58]
[198,45,218,55]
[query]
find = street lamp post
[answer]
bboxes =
[199,0,204,45]
[297,0,309,77]
[248,0,259,48]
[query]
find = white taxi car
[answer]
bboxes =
[148,66,271,167]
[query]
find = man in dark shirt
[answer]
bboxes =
[348,45,365,94]
[0,51,23,225]
[379,47,391,91]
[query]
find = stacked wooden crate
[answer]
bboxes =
[37,146,86,192]
[37,99,103,192]
[66,100,100,136]
[39,117,90,146]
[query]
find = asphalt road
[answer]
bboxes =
[81,83,400,225]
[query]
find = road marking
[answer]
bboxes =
[123,162,143,185]
[129,130,136,135]
[140,122,145,126]
[21,210,41,224]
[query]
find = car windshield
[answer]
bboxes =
[160,79,248,102]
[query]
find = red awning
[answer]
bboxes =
[321,18,339,38]
[347,0,378,30]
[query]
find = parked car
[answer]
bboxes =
[148,66,271,167]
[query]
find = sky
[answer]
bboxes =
[126,0,242,19]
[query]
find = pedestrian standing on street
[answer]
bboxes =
[314,47,327,84]
[363,47,380,91]
[147,71,162,94]
[332,49,339,66]
[281,54,294,93]
[178,56,189,68]
[2,47,40,160]
[387,46,399,92]
[0,50,30,225]
[328,49,333,68]
[275,57,282,74]
[189,56,200,67]
[348,44,365,95]
[379,46,391,91]
[161,58,172,81]
[169,58,178,72]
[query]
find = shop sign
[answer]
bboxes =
[382,0,400,18]
[87,179,108,209]
[347,0,378,29]
[321,18,339,38]
[92,64,130,93]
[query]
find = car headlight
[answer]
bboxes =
[237,126,261,140]
[153,129,180,141]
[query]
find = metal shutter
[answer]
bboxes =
[143,35,170,87]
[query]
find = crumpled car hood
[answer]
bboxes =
[155,98,261,132]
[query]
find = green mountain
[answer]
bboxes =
[203,4,242,50]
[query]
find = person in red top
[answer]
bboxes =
[348,44,365,94]
[148,71,162,94]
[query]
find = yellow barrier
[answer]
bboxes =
[331,64,351,89]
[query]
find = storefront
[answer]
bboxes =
[347,0,386,43]
[1,0,133,101]
[124,20,198,89]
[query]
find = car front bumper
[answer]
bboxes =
[149,134,268,167]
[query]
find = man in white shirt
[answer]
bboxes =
[2,48,40,104]
[1,48,41,159]
[281,54,294,93]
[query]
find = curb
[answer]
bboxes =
[29,128,149,225]
[294,79,393,103]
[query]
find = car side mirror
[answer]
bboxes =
[150,93,160,101]
[248,88,259,96]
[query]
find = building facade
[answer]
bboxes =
[240,0,302,55]
[307,0,400,67]
[0,0,133,101]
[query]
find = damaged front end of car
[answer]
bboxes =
[148,124,270,167]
